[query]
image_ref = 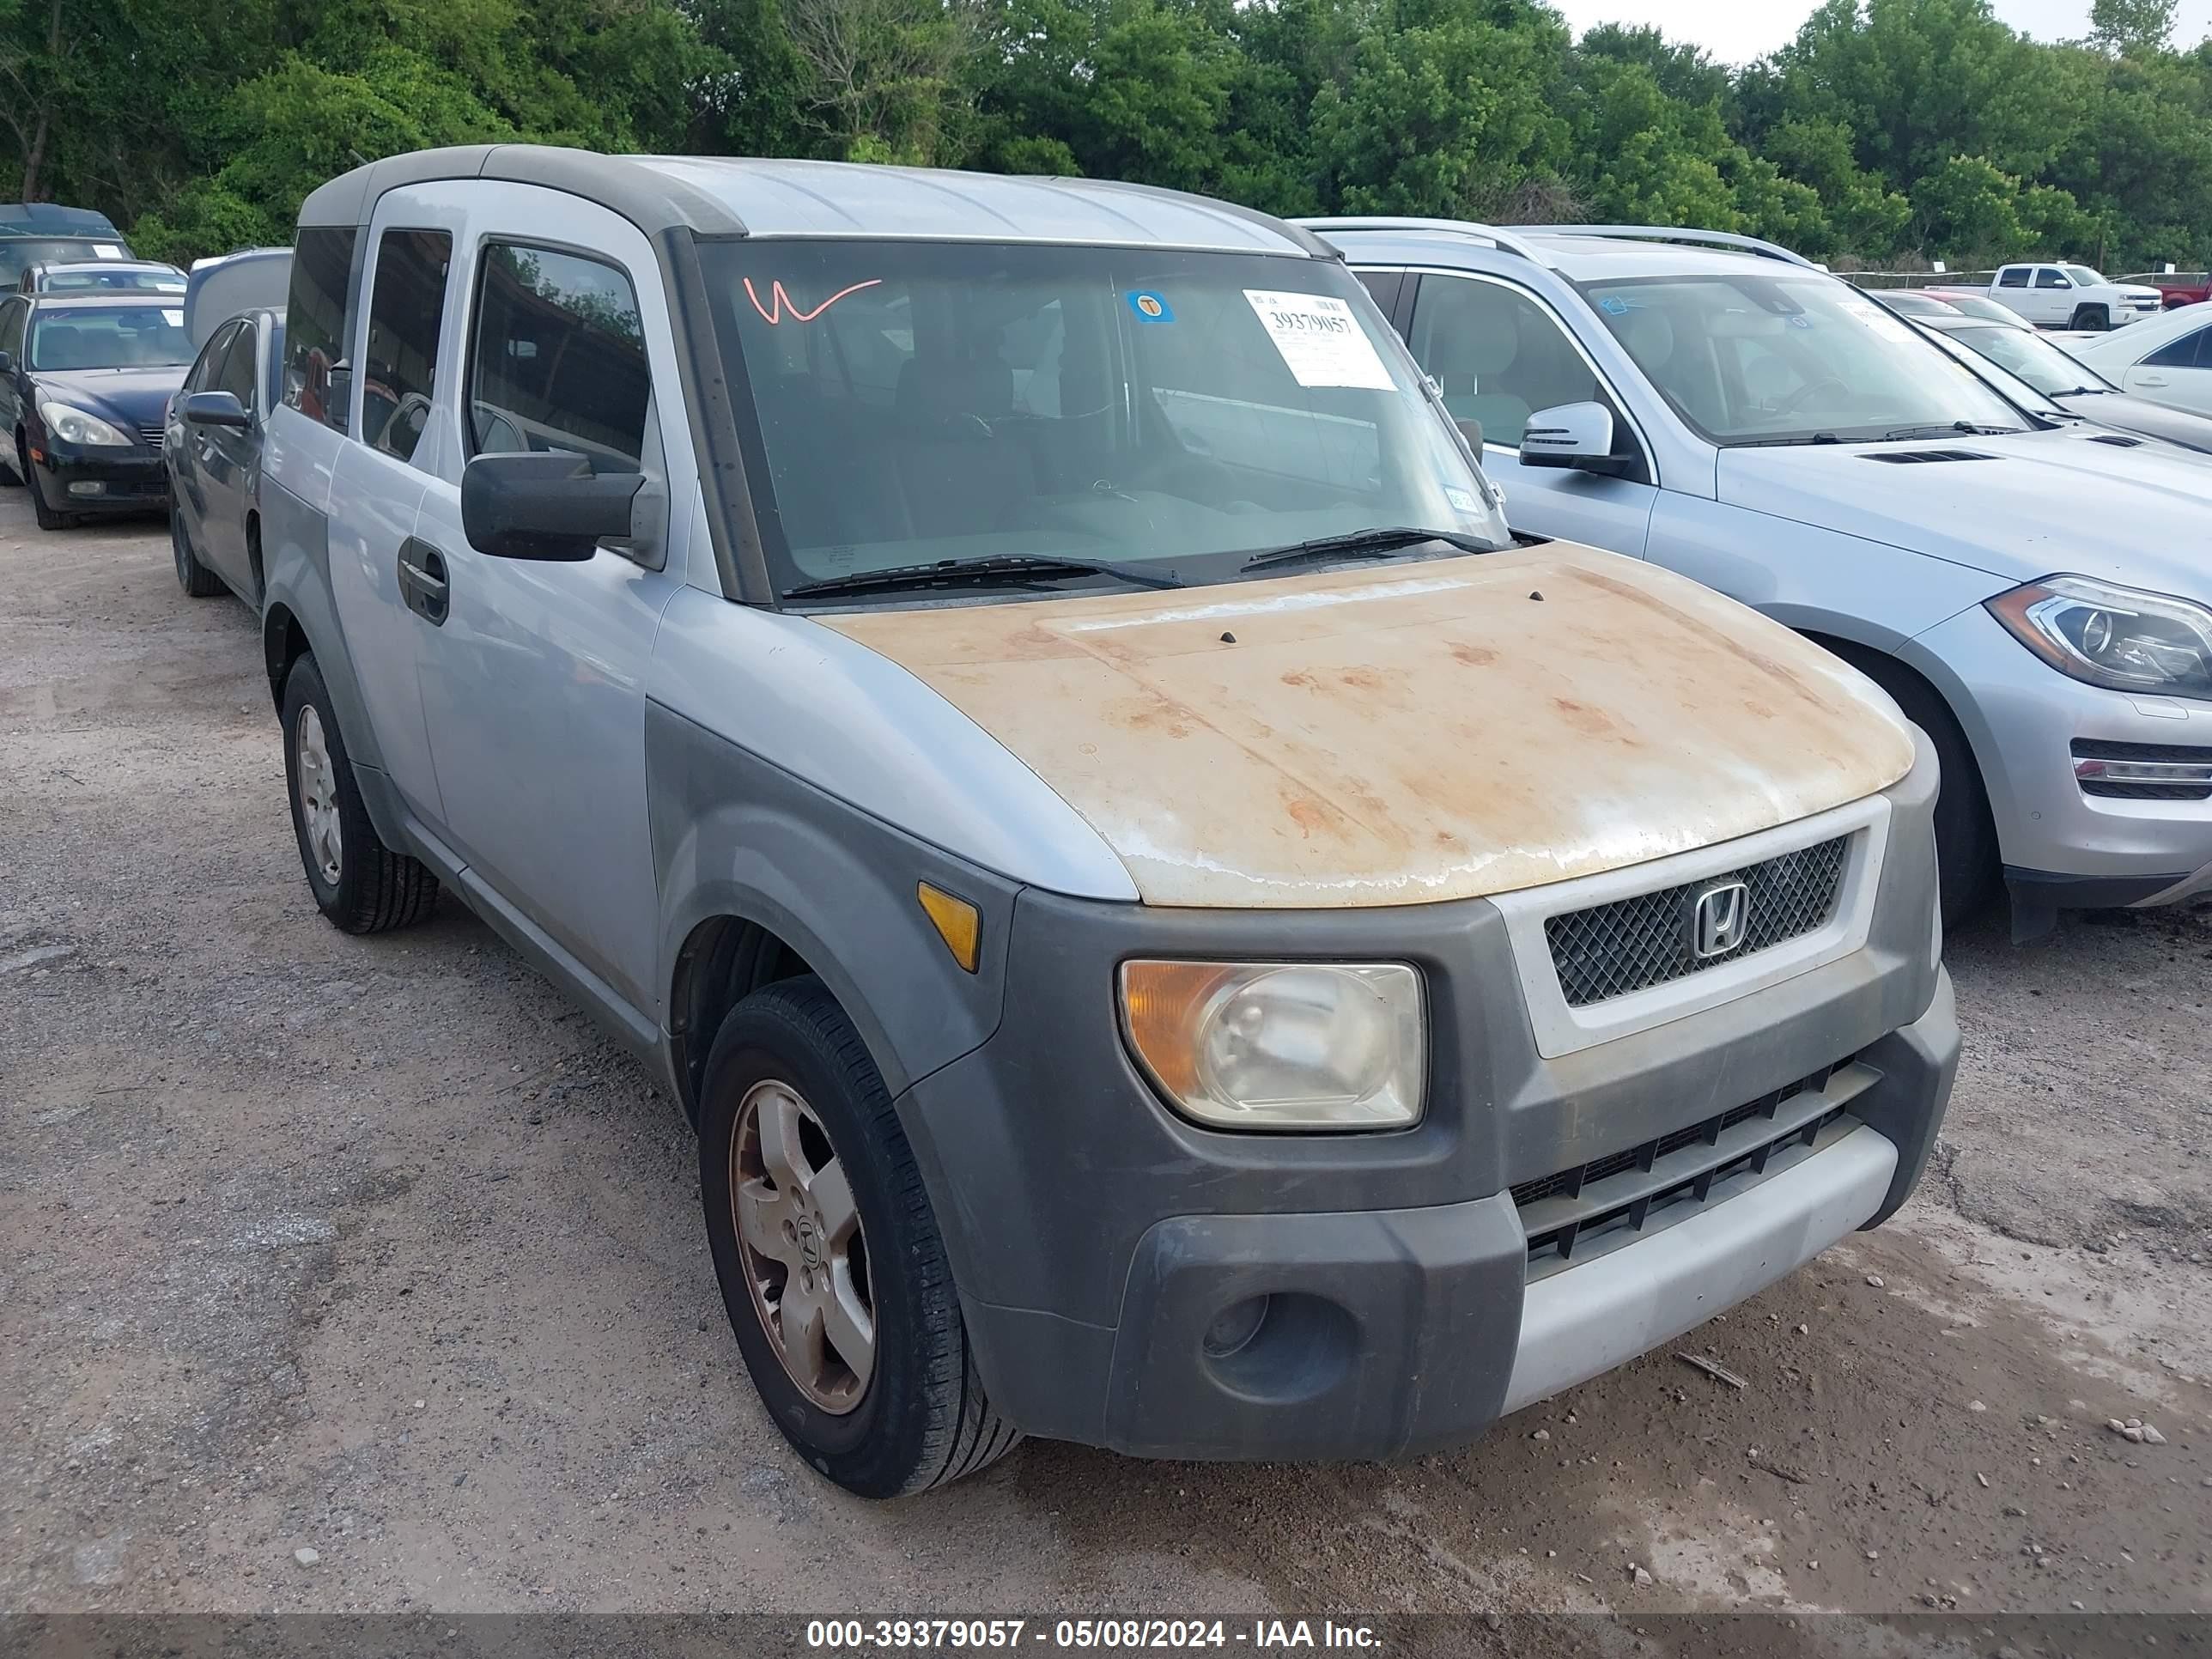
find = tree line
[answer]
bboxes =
[9,0,2212,274]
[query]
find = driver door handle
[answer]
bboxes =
[398,538,450,627]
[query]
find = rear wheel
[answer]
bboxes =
[2070,303,2111,331]
[698,977,1018,1497]
[281,653,439,933]
[171,508,224,597]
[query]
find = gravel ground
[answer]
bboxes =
[4,496,2210,1628]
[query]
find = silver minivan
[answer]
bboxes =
[257,148,1956,1496]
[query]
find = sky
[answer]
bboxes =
[1550,0,2212,64]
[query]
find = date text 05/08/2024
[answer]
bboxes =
[805,1620,1383,1651]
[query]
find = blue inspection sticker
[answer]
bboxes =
[1599,295,1631,315]
[1127,290,1175,323]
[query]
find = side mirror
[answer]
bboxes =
[184,390,249,428]
[1519,401,1626,475]
[1455,417,1486,454]
[462,450,644,562]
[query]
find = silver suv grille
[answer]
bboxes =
[1544,835,1850,1007]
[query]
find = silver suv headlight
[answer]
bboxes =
[1987,574,2212,700]
[1119,960,1425,1132]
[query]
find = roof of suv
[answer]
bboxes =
[1306,219,1813,283]
[299,145,1330,258]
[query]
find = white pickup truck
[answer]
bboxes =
[1986,262,2162,331]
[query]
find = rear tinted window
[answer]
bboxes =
[362,228,453,467]
[2144,327,2209,370]
[1996,268,2029,288]
[283,226,358,432]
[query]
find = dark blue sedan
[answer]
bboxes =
[0,290,191,528]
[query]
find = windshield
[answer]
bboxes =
[0,238,125,286]
[2064,266,2108,288]
[41,266,182,294]
[1583,272,2025,445]
[702,241,1507,600]
[1948,323,2114,397]
[27,303,192,370]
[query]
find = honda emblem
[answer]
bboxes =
[1691,881,1751,959]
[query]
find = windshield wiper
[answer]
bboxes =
[1238,526,1494,574]
[1724,432,1842,448]
[1880,421,2021,440]
[786,552,1184,599]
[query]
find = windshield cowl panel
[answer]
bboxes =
[1584,271,2027,449]
[700,240,1510,607]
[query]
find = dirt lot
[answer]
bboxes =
[4,494,2211,1629]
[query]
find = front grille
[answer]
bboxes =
[2072,738,2212,802]
[1514,1059,1860,1273]
[138,424,163,452]
[1544,836,1850,1007]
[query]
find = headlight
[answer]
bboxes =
[39,400,131,447]
[1119,960,1425,1131]
[1987,574,2212,700]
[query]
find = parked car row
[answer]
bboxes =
[25,152,2205,1503]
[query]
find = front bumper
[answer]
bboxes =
[1913,604,2212,903]
[902,751,1954,1461]
[33,442,167,511]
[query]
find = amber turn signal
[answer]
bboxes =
[917,881,981,973]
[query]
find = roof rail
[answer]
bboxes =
[1294,216,1555,265]
[1508,224,1820,270]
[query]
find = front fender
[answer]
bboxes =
[646,700,1018,1105]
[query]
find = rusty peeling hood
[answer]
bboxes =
[817,545,1915,908]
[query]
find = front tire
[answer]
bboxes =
[2070,304,2111,331]
[171,508,224,597]
[698,977,1018,1497]
[1832,648,1995,925]
[281,653,438,933]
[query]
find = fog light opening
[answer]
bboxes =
[1202,1295,1271,1360]
[67,481,106,497]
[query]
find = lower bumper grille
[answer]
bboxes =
[1513,1058,1867,1276]
[138,425,164,451]
[2073,738,2212,801]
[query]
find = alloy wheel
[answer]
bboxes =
[730,1078,875,1413]
[295,704,343,886]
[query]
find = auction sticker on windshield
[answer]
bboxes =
[1244,290,1395,390]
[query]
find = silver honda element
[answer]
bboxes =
[255,147,1956,1496]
